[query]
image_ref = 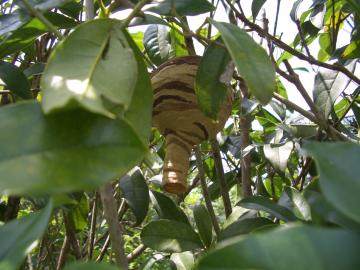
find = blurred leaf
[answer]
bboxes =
[64,262,119,270]
[144,0,215,16]
[290,0,303,22]
[42,19,137,117]
[143,24,171,66]
[170,252,195,270]
[0,102,146,195]
[151,191,190,225]
[219,217,274,241]
[24,63,45,77]
[210,19,275,104]
[0,200,52,269]
[278,187,311,221]
[193,204,213,248]
[195,38,232,120]
[0,10,30,36]
[313,61,356,117]
[129,13,168,26]
[16,0,71,11]
[0,61,32,99]
[239,196,298,222]
[251,0,266,21]
[342,39,360,60]
[197,224,360,269]
[69,193,89,231]
[263,142,293,172]
[302,141,360,223]
[119,169,149,225]
[141,219,203,252]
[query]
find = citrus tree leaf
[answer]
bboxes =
[197,225,360,269]
[210,19,275,104]
[150,191,190,225]
[195,39,232,120]
[193,204,213,248]
[238,196,298,222]
[278,186,311,221]
[170,252,195,270]
[144,0,215,16]
[41,19,137,117]
[252,0,267,21]
[16,0,71,11]
[263,142,293,172]
[0,200,52,269]
[0,102,146,195]
[119,169,149,225]
[143,24,171,66]
[141,219,203,253]
[64,262,120,270]
[0,60,32,99]
[302,141,360,223]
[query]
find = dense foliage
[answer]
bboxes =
[0,0,359,269]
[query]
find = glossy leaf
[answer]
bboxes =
[278,186,311,221]
[170,252,195,270]
[198,225,360,270]
[64,262,120,270]
[302,141,360,223]
[193,204,213,248]
[0,102,146,195]
[195,39,232,120]
[143,24,171,66]
[150,191,190,225]
[252,0,267,21]
[313,61,356,117]
[145,0,215,16]
[263,142,293,172]
[219,217,274,241]
[119,169,149,225]
[42,19,137,117]
[0,200,52,269]
[210,19,275,104]
[0,10,30,36]
[238,196,298,222]
[0,61,32,99]
[141,220,203,253]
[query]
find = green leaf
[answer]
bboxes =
[143,24,171,66]
[210,19,275,104]
[141,219,203,252]
[119,169,149,225]
[24,63,45,77]
[238,196,298,222]
[313,61,356,117]
[251,0,267,21]
[219,217,275,241]
[17,0,70,11]
[0,13,77,59]
[0,102,146,195]
[169,25,189,57]
[263,142,293,172]
[0,200,52,269]
[129,13,168,27]
[0,10,30,36]
[195,39,232,120]
[197,224,360,270]
[302,141,360,223]
[69,193,89,231]
[278,186,311,221]
[150,191,190,225]
[0,61,32,99]
[64,262,120,270]
[145,0,215,16]
[41,19,137,117]
[342,39,360,60]
[193,204,213,248]
[170,252,195,270]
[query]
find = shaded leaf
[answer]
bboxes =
[239,196,298,222]
[42,19,137,117]
[0,200,52,269]
[290,0,303,22]
[150,191,190,225]
[0,10,30,36]
[251,0,267,21]
[141,220,203,253]
[0,61,32,99]
[195,38,232,120]
[0,102,146,195]
[143,24,171,66]
[119,169,149,225]
[278,186,311,221]
[145,0,215,16]
[210,19,275,104]
[198,225,360,270]
[302,141,360,223]
[129,14,168,26]
[16,0,70,11]
[193,204,213,248]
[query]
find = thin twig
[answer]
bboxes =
[126,244,146,262]
[56,236,69,270]
[121,0,150,28]
[194,147,221,236]
[87,192,98,260]
[63,211,82,260]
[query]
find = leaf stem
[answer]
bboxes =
[121,0,151,28]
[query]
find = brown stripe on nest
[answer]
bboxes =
[154,81,195,94]
[153,95,193,108]
[178,130,205,141]
[163,168,184,174]
[150,56,201,78]
[164,129,197,148]
[166,136,192,155]
[194,122,209,140]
